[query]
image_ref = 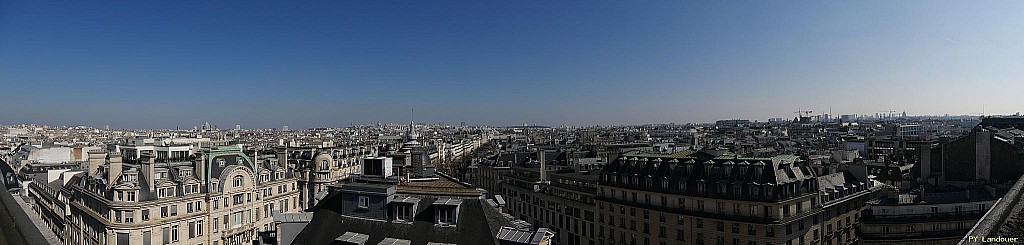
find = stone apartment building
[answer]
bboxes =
[31,145,301,245]
[596,150,884,245]
[275,144,375,210]
[502,160,600,245]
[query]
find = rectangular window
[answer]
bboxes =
[233,193,245,205]
[438,207,456,224]
[125,211,134,223]
[161,206,168,218]
[358,196,369,208]
[116,233,129,245]
[232,211,243,228]
[162,227,169,244]
[212,218,219,233]
[170,205,177,216]
[142,209,150,221]
[197,220,204,236]
[171,225,178,242]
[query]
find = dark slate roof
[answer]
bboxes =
[600,151,817,201]
[602,152,812,186]
[291,193,512,245]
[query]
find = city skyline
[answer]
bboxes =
[2,1,1023,128]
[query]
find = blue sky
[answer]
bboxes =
[1,1,1022,129]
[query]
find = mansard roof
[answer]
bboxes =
[602,151,815,186]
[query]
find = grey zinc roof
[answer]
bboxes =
[432,197,463,206]
[293,195,511,245]
[496,226,545,245]
[377,238,412,245]
[336,232,370,244]
[273,212,314,223]
[391,196,420,204]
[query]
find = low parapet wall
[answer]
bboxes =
[959,175,1024,244]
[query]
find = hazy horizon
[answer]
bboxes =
[2,1,1022,129]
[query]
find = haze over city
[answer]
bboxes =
[2,1,1023,128]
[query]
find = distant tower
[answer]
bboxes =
[283,125,289,131]
[407,120,419,141]
[235,124,241,131]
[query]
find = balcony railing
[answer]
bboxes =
[859,229,971,240]
[862,210,986,223]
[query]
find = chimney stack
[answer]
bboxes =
[196,152,206,185]
[87,149,106,177]
[108,153,123,183]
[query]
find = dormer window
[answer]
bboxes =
[395,205,412,221]
[437,207,456,225]
[433,198,461,226]
[157,172,168,180]
[217,158,226,167]
[181,170,192,177]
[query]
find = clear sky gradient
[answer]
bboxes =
[1,1,1022,129]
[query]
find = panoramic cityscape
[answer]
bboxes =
[3,1,1024,245]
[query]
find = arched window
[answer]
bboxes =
[233,176,243,187]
